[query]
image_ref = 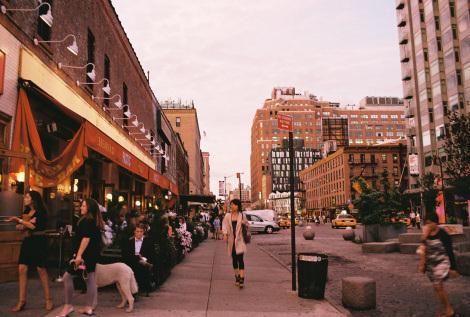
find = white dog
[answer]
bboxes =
[96,262,138,312]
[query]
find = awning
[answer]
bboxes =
[84,122,148,179]
[11,87,170,189]
[170,182,179,196]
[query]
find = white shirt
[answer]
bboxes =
[135,237,144,255]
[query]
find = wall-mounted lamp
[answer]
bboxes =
[34,34,78,55]
[129,122,146,135]
[92,94,122,109]
[58,62,95,81]
[1,2,53,27]
[118,195,125,203]
[77,78,110,95]
[105,193,113,201]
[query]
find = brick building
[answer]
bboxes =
[299,143,408,215]
[250,87,406,207]
[161,100,205,195]
[0,0,187,281]
[395,0,470,189]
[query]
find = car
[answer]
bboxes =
[245,213,280,234]
[331,214,357,229]
[277,217,299,229]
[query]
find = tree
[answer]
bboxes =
[419,172,438,215]
[444,112,470,199]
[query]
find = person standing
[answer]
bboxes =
[213,216,221,240]
[410,211,416,227]
[222,199,248,288]
[7,190,53,312]
[57,198,104,317]
[418,212,457,317]
[416,213,421,230]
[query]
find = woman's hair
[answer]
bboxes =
[425,212,439,224]
[81,198,104,230]
[25,190,47,214]
[230,199,242,212]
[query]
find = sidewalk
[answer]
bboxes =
[4,239,347,317]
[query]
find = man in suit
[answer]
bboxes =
[122,224,156,295]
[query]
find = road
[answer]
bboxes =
[253,223,470,317]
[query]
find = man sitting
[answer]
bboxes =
[122,224,156,295]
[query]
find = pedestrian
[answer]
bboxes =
[213,216,221,240]
[410,210,416,227]
[56,198,104,317]
[416,213,421,230]
[7,190,53,312]
[222,199,249,289]
[418,212,458,317]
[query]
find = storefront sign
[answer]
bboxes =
[84,122,149,179]
[408,154,419,175]
[148,169,170,189]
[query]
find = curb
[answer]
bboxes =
[255,243,352,317]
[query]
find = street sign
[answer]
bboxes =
[219,180,225,196]
[277,114,293,131]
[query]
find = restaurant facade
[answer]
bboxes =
[0,0,188,282]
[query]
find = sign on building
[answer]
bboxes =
[277,114,293,131]
[409,154,419,175]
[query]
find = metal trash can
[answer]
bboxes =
[297,253,328,299]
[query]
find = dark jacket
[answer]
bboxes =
[122,236,156,267]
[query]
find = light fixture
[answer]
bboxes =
[92,94,122,109]
[16,171,25,182]
[113,113,136,122]
[145,131,152,140]
[1,2,53,27]
[105,193,113,201]
[151,140,156,146]
[77,78,110,95]
[139,126,146,134]
[34,34,78,55]
[118,195,125,203]
[135,200,141,207]
[58,62,96,82]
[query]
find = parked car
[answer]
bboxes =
[245,213,280,234]
[246,209,276,222]
[331,214,357,229]
[277,217,299,229]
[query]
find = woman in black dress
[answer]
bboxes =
[7,190,53,312]
[57,198,103,317]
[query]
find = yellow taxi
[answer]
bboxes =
[278,217,299,228]
[331,214,357,229]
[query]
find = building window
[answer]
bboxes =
[393,167,398,176]
[381,154,387,163]
[37,0,52,41]
[86,29,95,91]
[425,155,433,167]
[176,117,181,127]
[103,55,110,107]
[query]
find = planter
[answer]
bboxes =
[303,226,315,240]
[362,223,407,243]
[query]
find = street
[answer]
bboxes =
[254,223,470,317]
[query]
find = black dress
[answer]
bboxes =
[72,218,101,272]
[18,209,48,268]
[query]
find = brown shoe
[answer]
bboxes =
[46,298,54,311]
[11,301,26,312]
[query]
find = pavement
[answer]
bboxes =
[1,238,348,317]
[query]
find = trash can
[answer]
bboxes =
[297,252,328,299]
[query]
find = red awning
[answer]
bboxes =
[148,169,170,189]
[170,181,179,196]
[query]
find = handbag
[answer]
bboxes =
[66,257,88,291]
[241,214,251,244]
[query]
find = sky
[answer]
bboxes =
[112,0,403,197]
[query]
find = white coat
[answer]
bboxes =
[222,212,248,256]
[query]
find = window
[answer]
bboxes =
[37,0,52,41]
[0,112,11,148]
[103,55,110,107]
[393,167,399,176]
[176,117,181,127]
[450,2,455,18]
[424,48,428,62]
[435,16,440,31]
[381,154,387,163]
[381,114,388,119]
[393,154,398,163]
[420,9,425,22]
[456,70,462,85]
[86,29,95,86]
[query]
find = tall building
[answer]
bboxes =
[300,143,408,216]
[162,100,204,195]
[202,151,211,195]
[250,87,406,207]
[395,0,470,189]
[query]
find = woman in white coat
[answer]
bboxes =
[222,199,248,288]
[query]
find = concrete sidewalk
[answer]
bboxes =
[11,239,347,317]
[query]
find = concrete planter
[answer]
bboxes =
[303,226,315,240]
[362,224,407,243]
[343,230,356,241]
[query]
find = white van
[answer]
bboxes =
[245,209,276,222]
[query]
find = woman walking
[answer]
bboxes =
[418,212,458,317]
[222,199,248,288]
[57,198,104,317]
[7,190,53,312]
